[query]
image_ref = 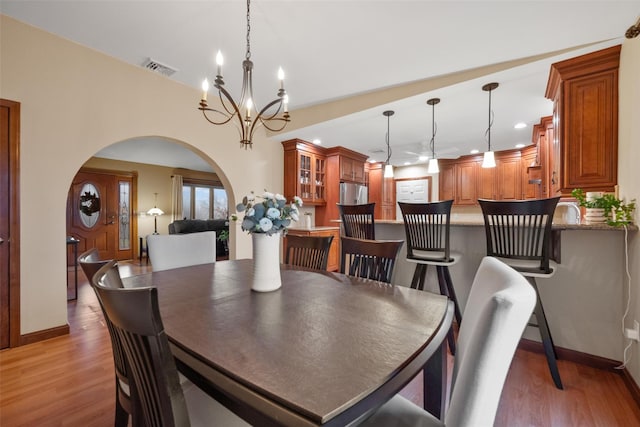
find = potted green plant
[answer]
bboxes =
[571,188,636,226]
[217,229,229,255]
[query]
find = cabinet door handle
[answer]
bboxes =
[551,171,557,185]
[0,237,4,244]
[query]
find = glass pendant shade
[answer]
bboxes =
[427,158,440,174]
[482,151,496,168]
[384,164,394,178]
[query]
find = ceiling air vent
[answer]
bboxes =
[369,149,385,154]
[141,58,178,77]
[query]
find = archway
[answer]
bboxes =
[65,136,233,299]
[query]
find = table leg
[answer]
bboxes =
[423,326,448,419]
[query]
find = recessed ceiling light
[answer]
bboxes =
[404,162,411,166]
[515,143,525,148]
[312,139,322,145]
[470,149,479,154]
[368,159,377,163]
[514,122,527,129]
[418,155,429,162]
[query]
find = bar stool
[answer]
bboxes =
[478,196,563,389]
[338,203,376,239]
[398,200,462,355]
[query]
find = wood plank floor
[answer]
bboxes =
[1,261,639,426]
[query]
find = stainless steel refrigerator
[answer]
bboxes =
[339,182,368,205]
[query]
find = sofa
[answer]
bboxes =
[168,219,229,256]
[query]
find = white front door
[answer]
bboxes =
[395,179,429,219]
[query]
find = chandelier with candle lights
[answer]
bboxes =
[198,0,290,149]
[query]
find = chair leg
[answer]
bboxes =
[411,264,427,290]
[436,266,456,356]
[442,266,462,325]
[527,277,564,390]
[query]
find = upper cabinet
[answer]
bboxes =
[285,140,369,226]
[282,139,327,206]
[545,45,620,195]
[327,147,367,184]
[439,149,531,205]
[531,116,553,199]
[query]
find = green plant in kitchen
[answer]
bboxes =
[571,188,636,226]
[218,229,229,241]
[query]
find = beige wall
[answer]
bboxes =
[1,16,282,334]
[2,15,640,385]
[618,36,640,384]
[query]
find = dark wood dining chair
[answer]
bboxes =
[284,234,334,271]
[478,196,563,389]
[78,249,131,427]
[361,257,536,427]
[338,203,376,240]
[340,236,404,283]
[398,200,462,355]
[91,260,249,427]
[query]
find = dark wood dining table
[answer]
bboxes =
[124,259,453,427]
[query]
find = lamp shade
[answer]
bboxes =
[427,158,440,174]
[384,164,394,178]
[147,207,164,216]
[482,151,496,168]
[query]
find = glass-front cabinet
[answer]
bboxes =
[282,139,327,206]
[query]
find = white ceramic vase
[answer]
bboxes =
[251,233,282,292]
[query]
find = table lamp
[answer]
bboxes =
[147,193,164,234]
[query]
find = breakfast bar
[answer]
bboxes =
[376,219,637,363]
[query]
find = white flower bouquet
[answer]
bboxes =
[231,190,303,236]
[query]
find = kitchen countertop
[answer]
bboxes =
[375,219,638,231]
[288,226,341,232]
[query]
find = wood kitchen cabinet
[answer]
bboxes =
[285,227,341,272]
[477,162,496,200]
[315,146,369,226]
[326,147,367,184]
[496,153,521,200]
[455,160,478,205]
[368,162,395,219]
[545,45,620,195]
[282,139,326,206]
[440,149,530,204]
[531,116,552,199]
[439,161,456,202]
[521,145,541,200]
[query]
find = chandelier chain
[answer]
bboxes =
[246,0,251,60]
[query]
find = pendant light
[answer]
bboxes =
[481,82,499,168]
[383,110,394,178]
[426,98,440,174]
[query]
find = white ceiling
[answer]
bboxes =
[3,1,639,171]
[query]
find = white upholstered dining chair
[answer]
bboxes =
[146,231,217,272]
[360,256,536,427]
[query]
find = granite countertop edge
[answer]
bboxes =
[375,219,638,231]
[288,226,341,232]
